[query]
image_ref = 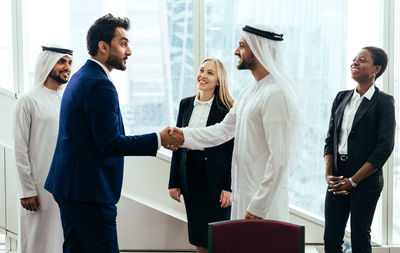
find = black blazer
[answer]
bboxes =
[324,86,395,176]
[168,96,234,200]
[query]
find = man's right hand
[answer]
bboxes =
[160,127,184,150]
[20,196,40,211]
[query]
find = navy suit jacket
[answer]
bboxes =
[45,60,158,204]
[168,96,234,201]
[324,87,395,176]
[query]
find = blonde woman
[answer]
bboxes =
[168,58,234,253]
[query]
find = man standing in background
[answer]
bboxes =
[14,45,73,253]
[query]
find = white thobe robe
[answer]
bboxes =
[14,86,63,253]
[182,74,290,221]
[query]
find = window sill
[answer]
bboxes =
[0,88,16,100]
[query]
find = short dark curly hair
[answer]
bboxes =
[363,46,388,80]
[86,13,130,57]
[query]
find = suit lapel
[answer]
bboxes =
[182,97,195,127]
[335,91,353,131]
[351,86,378,130]
[206,98,219,126]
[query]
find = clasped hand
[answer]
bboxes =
[326,175,353,195]
[160,127,184,150]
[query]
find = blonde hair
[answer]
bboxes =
[198,58,234,110]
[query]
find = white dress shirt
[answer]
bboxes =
[182,74,291,221]
[338,85,375,154]
[187,95,214,150]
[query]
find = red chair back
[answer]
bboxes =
[208,219,305,253]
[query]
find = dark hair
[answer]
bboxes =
[362,46,388,80]
[86,13,130,57]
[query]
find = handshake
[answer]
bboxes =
[160,127,184,151]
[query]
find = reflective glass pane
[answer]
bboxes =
[22,0,193,134]
[0,0,14,92]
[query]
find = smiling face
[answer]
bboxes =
[48,55,72,84]
[350,49,381,83]
[105,27,132,71]
[197,60,219,93]
[234,37,257,70]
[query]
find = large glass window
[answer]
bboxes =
[205,0,382,237]
[22,0,193,134]
[0,0,14,92]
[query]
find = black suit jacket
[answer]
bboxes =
[168,96,234,201]
[324,86,395,176]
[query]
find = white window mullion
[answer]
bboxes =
[193,0,205,73]
[11,0,24,96]
[382,0,396,245]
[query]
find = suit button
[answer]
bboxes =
[204,157,207,160]
[351,130,355,134]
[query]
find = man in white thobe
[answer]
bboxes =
[174,25,303,221]
[14,46,73,253]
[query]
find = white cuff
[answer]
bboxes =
[18,189,38,199]
[156,132,161,149]
[181,128,192,148]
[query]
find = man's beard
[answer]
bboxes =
[49,70,68,84]
[237,54,257,70]
[106,53,127,71]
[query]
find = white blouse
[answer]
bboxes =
[187,95,214,151]
[338,85,375,154]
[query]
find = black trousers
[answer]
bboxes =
[324,158,383,253]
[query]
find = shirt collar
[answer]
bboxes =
[193,94,214,106]
[89,58,111,79]
[352,84,375,101]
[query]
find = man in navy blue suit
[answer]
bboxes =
[45,14,183,253]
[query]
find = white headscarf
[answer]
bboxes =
[34,45,73,88]
[242,25,304,174]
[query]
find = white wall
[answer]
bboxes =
[118,155,194,250]
[0,94,16,147]
[0,94,18,237]
[5,147,18,235]
[117,195,193,250]
[0,145,5,230]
